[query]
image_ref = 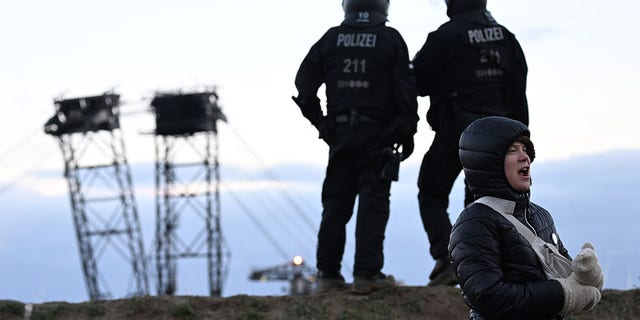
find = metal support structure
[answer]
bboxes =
[45,93,149,300]
[154,132,230,296]
[56,130,149,300]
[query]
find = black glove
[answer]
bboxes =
[317,116,334,144]
[292,95,322,128]
[383,117,417,145]
[400,136,414,161]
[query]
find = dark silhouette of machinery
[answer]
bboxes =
[43,92,149,300]
[151,89,230,296]
[249,256,316,295]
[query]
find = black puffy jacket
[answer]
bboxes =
[450,117,569,320]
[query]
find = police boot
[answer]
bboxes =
[352,272,396,295]
[427,257,458,286]
[316,271,350,293]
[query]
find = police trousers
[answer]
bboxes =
[417,128,473,260]
[316,122,392,277]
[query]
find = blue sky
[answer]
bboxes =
[1,0,639,302]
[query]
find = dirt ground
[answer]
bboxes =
[1,286,638,320]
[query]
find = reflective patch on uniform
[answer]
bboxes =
[356,11,371,23]
[336,33,377,48]
[552,233,559,246]
[467,27,504,44]
[338,80,370,89]
[475,68,504,78]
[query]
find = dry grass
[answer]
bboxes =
[1,287,638,320]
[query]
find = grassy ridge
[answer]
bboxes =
[1,287,638,320]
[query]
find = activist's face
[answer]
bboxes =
[504,141,531,192]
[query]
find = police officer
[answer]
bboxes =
[293,0,418,294]
[411,0,529,286]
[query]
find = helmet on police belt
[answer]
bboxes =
[342,0,389,15]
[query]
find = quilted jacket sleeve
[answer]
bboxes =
[449,205,565,319]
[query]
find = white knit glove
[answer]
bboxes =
[555,274,601,316]
[573,242,604,290]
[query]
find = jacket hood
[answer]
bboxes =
[459,116,533,201]
[447,0,487,17]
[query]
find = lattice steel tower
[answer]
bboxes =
[43,92,149,300]
[151,90,230,296]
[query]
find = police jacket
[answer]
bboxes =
[412,7,528,132]
[294,11,418,129]
[451,117,568,320]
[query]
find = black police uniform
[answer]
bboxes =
[411,0,529,267]
[294,10,418,279]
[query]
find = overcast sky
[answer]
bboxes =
[1,0,639,174]
[1,0,639,302]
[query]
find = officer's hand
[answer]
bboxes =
[317,116,334,145]
[291,95,301,106]
[383,118,414,145]
[400,137,414,161]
